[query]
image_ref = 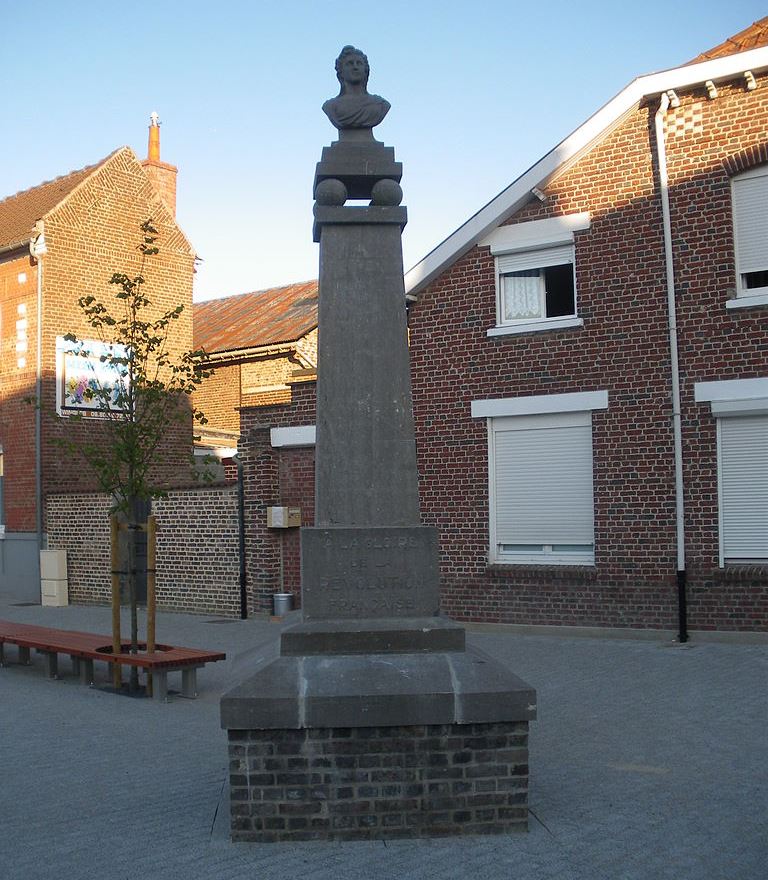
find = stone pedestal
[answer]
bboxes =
[226,721,530,842]
[221,53,536,842]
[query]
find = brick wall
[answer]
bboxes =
[0,253,38,531]
[195,344,317,438]
[195,361,241,436]
[239,381,316,614]
[6,148,198,539]
[228,720,529,842]
[46,485,241,617]
[407,72,768,631]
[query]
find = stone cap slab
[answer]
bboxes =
[314,141,402,200]
[280,616,466,656]
[220,646,536,730]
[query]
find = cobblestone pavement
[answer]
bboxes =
[0,597,765,880]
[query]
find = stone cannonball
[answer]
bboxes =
[370,179,403,206]
[315,178,348,206]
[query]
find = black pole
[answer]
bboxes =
[237,457,248,620]
[677,569,688,643]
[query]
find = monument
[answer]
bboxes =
[220,46,537,842]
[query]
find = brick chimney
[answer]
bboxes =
[141,112,178,216]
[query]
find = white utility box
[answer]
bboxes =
[40,549,69,606]
[266,506,302,528]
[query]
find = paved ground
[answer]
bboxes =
[0,596,765,880]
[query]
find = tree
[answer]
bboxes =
[55,220,211,691]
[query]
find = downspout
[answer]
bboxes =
[236,455,248,619]
[30,223,47,560]
[654,94,688,643]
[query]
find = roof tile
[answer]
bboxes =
[0,155,113,252]
[688,16,768,63]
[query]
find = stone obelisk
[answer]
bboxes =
[221,46,536,842]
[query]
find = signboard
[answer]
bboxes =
[56,337,129,414]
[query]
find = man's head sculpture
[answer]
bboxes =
[322,45,390,132]
[335,45,370,92]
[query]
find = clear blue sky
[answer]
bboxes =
[1,1,765,301]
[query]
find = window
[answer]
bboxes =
[498,246,575,323]
[480,213,590,336]
[695,378,768,565]
[472,390,607,566]
[718,415,768,563]
[730,165,768,308]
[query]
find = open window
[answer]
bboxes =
[480,212,590,335]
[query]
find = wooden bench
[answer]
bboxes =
[0,620,226,701]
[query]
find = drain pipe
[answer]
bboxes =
[30,223,47,560]
[654,93,688,643]
[236,455,248,619]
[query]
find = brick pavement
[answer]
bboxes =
[0,598,765,880]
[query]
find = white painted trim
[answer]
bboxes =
[471,390,608,419]
[716,418,724,568]
[270,425,316,448]
[726,292,768,310]
[734,164,768,182]
[694,377,768,403]
[405,46,768,296]
[479,213,590,254]
[487,317,584,337]
[710,398,768,416]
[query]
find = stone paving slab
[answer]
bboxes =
[0,598,765,879]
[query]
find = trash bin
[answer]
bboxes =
[273,593,293,616]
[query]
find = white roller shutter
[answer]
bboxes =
[491,412,594,551]
[719,415,768,560]
[732,169,768,276]
[497,244,573,275]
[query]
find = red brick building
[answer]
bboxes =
[193,281,317,466]
[240,21,768,632]
[0,120,196,601]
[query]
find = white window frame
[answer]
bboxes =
[480,213,590,336]
[695,378,768,566]
[728,165,768,310]
[472,390,608,566]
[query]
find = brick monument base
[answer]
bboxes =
[228,720,529,842]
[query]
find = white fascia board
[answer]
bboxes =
[471,390,608,419]
[694,377,768,415]
[479,212,591,254]
[405,46,768,297]
[270,425,316,447]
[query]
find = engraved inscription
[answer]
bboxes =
[301,527,440,620]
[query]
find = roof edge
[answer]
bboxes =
[405,45,768,295]
[40,147,126,224]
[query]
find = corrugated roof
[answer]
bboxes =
[193,280,318,354]
[0,154,113,252]
[688,16,768,63]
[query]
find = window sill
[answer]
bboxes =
[487,317,584,337]
[725,293,768,310]
[713,563,768,582]
[487,562,597,580]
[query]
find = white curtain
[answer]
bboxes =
[502,271,541,320]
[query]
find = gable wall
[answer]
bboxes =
[37,149,197,515]
[0,252,38,531]
[408,72,768,630]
